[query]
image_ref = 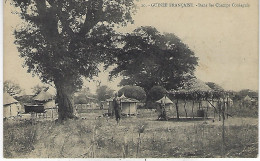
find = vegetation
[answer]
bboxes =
[31,84,49,96]
[118,85,146,101]
[4,112,258,158]
[4,80,23,96]
[11,0,135,120]
[147,86,167,102]
[110,26,198,93]
[96,85,114,102]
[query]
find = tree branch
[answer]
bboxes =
[79,0,104,35]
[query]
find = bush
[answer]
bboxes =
[118,85,146,101]
[147,86,167,102]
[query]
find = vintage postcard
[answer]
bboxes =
[2,0,259,159]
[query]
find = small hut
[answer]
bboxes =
[244,95,252,102]
[3,93,22,118]
[29,90,57,118]
[119,94,139,116]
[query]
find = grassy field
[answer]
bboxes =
[3,109,258,158]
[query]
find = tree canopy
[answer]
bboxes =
[110,26,198,93]
[118,85,146,101]
[11,0,136,120]
[147,86,167,102]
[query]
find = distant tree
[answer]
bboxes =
[31,84,49,96]
[118,85,146,101]
[239,89,258,98]
[3,80,23,96]
[11,0,135,121]
[110,26,198,94]
[96,85,114,102]
[147,86,167,102]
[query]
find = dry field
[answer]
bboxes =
[3,109,258,158]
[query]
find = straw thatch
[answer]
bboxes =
[119,94,139,103]
[34,90,53,102]
[156,96,174,104]
[169,78,212,94]
[3,93,18,105]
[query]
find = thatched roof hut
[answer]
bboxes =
[3,93,21,118]
[33,90,53,102]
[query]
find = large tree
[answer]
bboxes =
[11,0,135,120]
[110,26,198,93]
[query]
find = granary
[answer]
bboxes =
[119,94,139,116]
[156,96,174,119]
[156,96,174,109]
[24,90,57,118]
[3,93,22,118]
[35,90,57,117]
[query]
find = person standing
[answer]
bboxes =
[113,93,121,124]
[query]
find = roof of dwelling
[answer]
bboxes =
[244,95,251,101]
[3,93,18,105]
[119,94,139,103]
[169,78,212,94]
[33,90,53,101]
[156,96,174,104]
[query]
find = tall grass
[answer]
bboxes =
[3,114,258,158]
[3,121,38,158]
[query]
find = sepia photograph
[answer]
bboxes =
[2,0,259,159]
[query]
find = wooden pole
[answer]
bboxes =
[222,100,225,157]
[226,97,229,119]
[183,100,188,118]
[192,100,194,119]
[218,100,221,121]
[175,99,179,120]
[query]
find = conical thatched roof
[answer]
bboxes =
[244,95,251,101]
[3,93,18,105]
[34,90,53,101]
[156,96,173,104]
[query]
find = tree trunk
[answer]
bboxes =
[175,99,180,120]
[183,100,188,118]
[55,82,77,121]
[192,100,194,119]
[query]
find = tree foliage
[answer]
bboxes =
[118,85,146,101]
[4,80,23,96]
[96,85,114,101]
[31,84,49,96]
[110,26,198,93]
[11,0,135,120]
[147,86,167,102]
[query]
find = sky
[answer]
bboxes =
[3,0,259,95]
